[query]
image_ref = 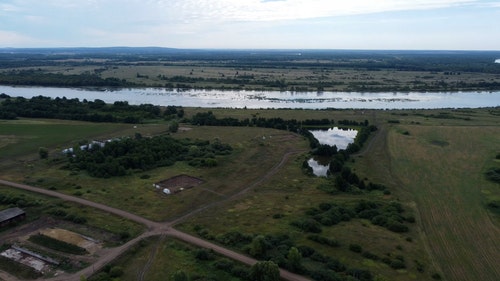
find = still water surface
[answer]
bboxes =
[1,85,499,109]
[308,128,358,177]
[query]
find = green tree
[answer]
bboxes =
[169,121,179,133]
[287,247,303,272]
[249,261,280,281]
[249,235,267,258]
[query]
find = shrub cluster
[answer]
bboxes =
[192,226,377,280]
[291,200,413,234]
[66,136,232,178]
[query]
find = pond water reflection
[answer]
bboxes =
[307,127,358,176]
[309,127,358,150]
[307,157,330,177]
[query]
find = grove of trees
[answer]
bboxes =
[66,135,232,178]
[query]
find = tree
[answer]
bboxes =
[169,121,179,133]
[287,247,303,272]
[39,147,48,159]
[249,235,268,258]
[249,261,280,281]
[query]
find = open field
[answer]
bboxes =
[95,236,246,281]
[0,106,499,281]
[1,48,500,92]
[1,120,309,221]
[385,125,500,281]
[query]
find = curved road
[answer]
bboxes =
[0,149,310,281]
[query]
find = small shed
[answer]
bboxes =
[0,207,26,227]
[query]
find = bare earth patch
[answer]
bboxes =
[154,174,204,194]
[39,228,101,254]
[1,248,49,273]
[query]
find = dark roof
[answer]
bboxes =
[0,207,25,222]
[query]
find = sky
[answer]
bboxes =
[0,0,499,50]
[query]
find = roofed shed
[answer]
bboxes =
[0,207,26,227]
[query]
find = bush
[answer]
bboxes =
[390,259,406,269]
[362,251,379,260]
[307,234,340,247]
[349,244,362,253]
[195,249,215,261]
[272,213,284,219]
[485,168,500,183]
[109,266,124,278]
[297,245,315,258]
[213,259,234,272]
[231,265,249,279]
[431,273,442,280]
[387,221,409,233]
[290,218,322,233]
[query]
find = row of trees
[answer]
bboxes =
[189,111,372,139]
[0,95,168,123]
[0,69,135,87]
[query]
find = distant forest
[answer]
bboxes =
[1,48,499,73]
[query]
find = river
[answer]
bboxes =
[0,85,499,109]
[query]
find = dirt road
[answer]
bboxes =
[0,149,310,281]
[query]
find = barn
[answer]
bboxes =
[0,207,26,227]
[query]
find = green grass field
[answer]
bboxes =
[385,125,500,281]
[0,107,498,281]
[90,236,246,281]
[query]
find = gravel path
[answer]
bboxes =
[0,149,310,281]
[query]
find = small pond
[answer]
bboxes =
[309,127,358,150]
[308,127,358,177]
[307,157,331,177]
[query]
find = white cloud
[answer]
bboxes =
[158,0,478,22]
[0,0,497,49]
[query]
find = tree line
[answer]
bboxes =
[0,95,169,123]
[0,69,135,87]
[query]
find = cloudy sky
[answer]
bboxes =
[1,0,499,50]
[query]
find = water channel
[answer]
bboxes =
[1,85,499,109]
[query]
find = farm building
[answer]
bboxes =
[0,207,26,227]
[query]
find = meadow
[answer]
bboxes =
[0,106,498,281]
[1,48,500,92]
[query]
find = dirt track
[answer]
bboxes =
[0,149,310,281]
